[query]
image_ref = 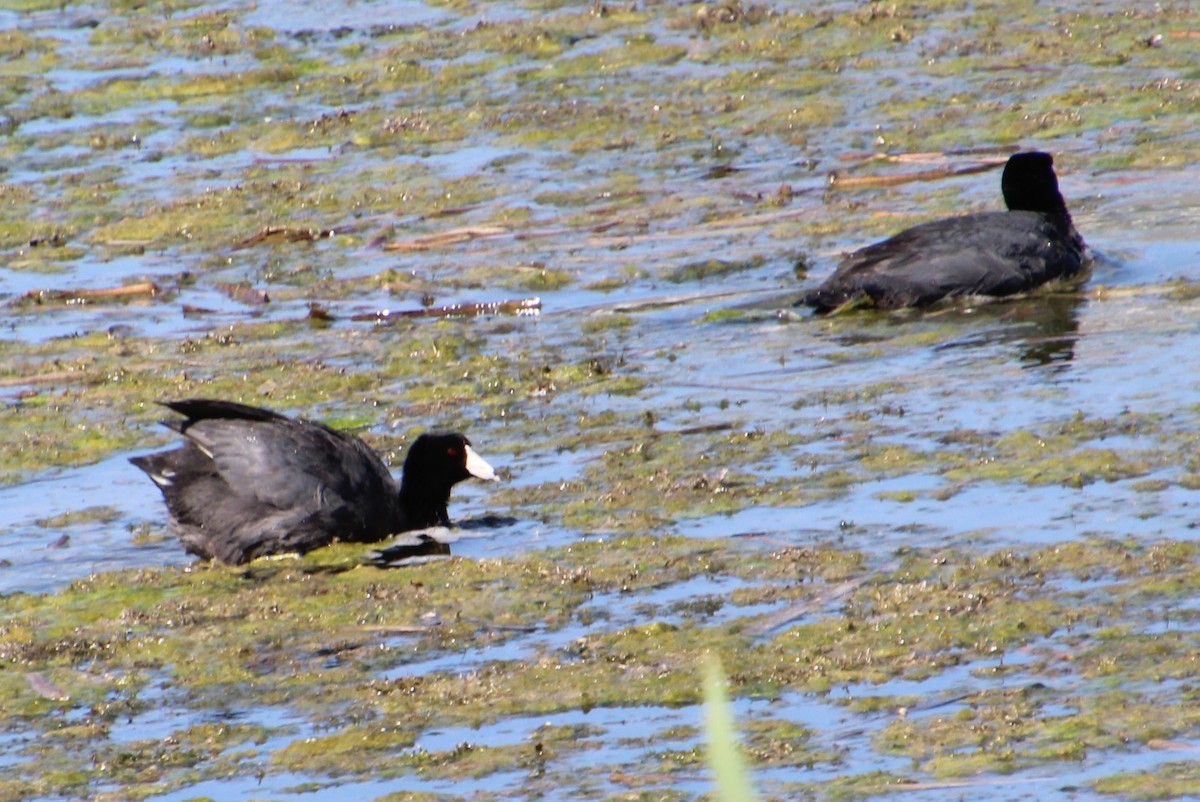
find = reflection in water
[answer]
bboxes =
[1012,293,1084,370]
[927,290,1085,371]
[369,515,520,565]
[369,529,454,565]
[992,249,1122,370]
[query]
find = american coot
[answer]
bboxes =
[801,151,1090,312]
[129,399,497,565]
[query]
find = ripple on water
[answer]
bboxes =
[242,0,459,33]
[0,455,187,596]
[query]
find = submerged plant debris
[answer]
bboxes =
[0,0,1199,801]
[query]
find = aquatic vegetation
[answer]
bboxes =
[2,536,1197,798]
[1095,761,1200,800]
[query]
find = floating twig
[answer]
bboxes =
[11,281,159,308]
[828,161,1003,191]
[216,282,270,306]
[1148,738,1200,752]
[836,146,1018,164]
[181,303,218,317]
[426,204,481,219]
[307,303,334,322]
[24,672,69,701]
[381,224,511,253]
[358,624,438,635]
[234,226,338,250]
[747,578,868,637]
[0,370,90,388]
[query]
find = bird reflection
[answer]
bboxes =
[928,289,1085,371]
[1012,293,1084,370]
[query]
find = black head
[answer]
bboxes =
[397,432,497,529]
[402,432,496,486]
[1001,151,1070,218]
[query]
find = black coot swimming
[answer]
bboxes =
[801,151,1090,312]
[129,399,497,565]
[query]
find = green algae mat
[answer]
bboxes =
[1,0,1200,800]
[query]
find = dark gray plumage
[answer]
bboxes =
[801,151,1090,312]
[129,399,496,565]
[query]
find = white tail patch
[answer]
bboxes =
[149,468,176,488]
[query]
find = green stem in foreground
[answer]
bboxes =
[703,657,760,802]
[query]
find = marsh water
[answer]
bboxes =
[1,1,1199,800]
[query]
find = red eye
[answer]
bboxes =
[447,447,459,456]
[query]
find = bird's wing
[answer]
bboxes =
[179,417,394,513]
